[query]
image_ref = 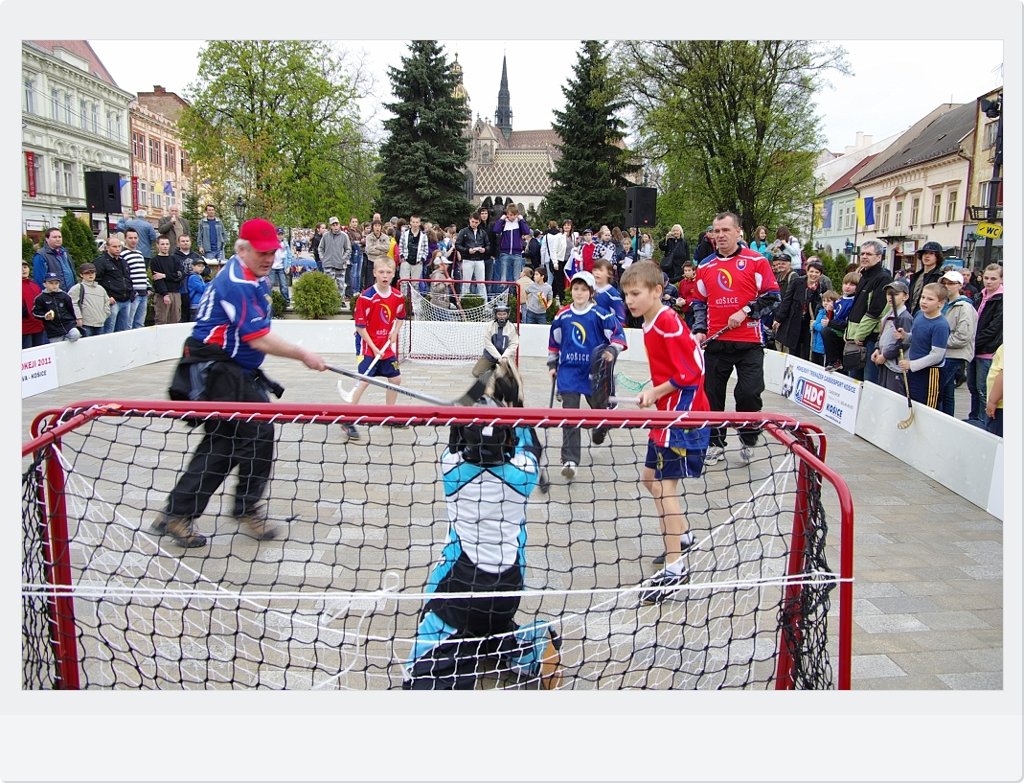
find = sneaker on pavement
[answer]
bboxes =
[738,445,755,465]
[343,423,360,440]
[639,565,690,605]
[162,514,207,548]
[653,532,698,566]
[561,461,577,480]
[236,506,278,541]
[704,446,725,466]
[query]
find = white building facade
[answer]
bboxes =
[21,41,133,238]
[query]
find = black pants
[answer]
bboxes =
[821,328,844,366]
[166,377,275,519]
[703,340,765,448]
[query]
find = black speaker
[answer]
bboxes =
[84,170,122,213]
[624,186,657,227]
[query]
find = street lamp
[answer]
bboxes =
[980,93,1002,267]
[233,196,246,225]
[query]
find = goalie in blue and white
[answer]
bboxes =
[403,398,562,690]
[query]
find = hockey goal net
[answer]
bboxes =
[397,278,520,364]
[22,401,853,690]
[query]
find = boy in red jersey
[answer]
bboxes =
[692,212,780,467]
[621,261,711,604]
[347,259,406,439]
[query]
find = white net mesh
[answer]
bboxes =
[399,283,516,363]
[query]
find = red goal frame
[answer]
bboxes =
[23,402,854,691]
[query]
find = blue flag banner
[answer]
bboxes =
[863,196,875,226]
[163,181,173,196]
[823,199,833,229]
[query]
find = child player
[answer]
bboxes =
[347,259,406,439]
[620,261,710,605]
[547,270,626,480]
[403,397,561,690]
[592,258,626,328]
[898,281,950,408]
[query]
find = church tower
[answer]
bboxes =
[494,54,513,140]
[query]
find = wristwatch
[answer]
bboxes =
[742,305,751,315]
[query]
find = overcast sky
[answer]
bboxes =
[87,38,1003,154]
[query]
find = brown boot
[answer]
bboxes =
[162,515,207,548]
[236,507,278,540]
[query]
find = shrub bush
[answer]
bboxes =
[292,271,341,319]
[22,235,35,262]
[270,290,288,318]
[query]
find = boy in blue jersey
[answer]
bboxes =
[547,270,627,480]
[898,282,950,407]
[403,398,562,690]
[592,258,626,328]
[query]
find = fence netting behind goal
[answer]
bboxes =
[22,402,851,690]
[398,279,518,363]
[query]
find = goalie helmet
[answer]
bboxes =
[494,302,510,322]
[449,396,515,466]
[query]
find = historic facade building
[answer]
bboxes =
[129,86,191,221]
[21,40,133,238]
[460,56,560,215]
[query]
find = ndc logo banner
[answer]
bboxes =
[794,378,827,412]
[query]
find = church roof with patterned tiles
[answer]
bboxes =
[474,155,554,196]
[507,129,562,157]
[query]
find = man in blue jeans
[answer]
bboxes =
[346,217,364,298]
[492,205,530,296]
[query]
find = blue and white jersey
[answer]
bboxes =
[434,437,540,576]
[548,302,627,395]
[190,255,272,370]
[595,284,626,328]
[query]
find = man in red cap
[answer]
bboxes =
[155,218,327,548]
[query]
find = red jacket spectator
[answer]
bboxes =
[22,262,45,341]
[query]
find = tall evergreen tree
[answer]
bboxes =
[542,41,639,230]
[375,41,471,227]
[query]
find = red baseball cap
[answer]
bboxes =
[239,218,279,252]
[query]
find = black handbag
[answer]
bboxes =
[842,341,867,372]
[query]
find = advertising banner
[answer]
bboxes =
[22,346,59,398]
[780,355,861,434]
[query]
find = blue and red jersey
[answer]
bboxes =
[190,255,271,370]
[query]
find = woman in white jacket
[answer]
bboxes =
[540,220,569,304]
[773,226,803,272]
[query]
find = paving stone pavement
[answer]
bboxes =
[21,351,1002,690]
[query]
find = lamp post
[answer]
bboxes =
[233,196,246,226]
[981,93,1002,268]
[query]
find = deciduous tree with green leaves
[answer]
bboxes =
[179,40,377,230]
[616,40,848,240]
[542,40,639,230]
[375,41,471,227]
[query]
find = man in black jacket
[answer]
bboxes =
[310,222,326,272]
[908,241,945,313]
[173,235,203,322]
[845,240,893,384]
[456,212,491,300]
[92,235,133,333]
